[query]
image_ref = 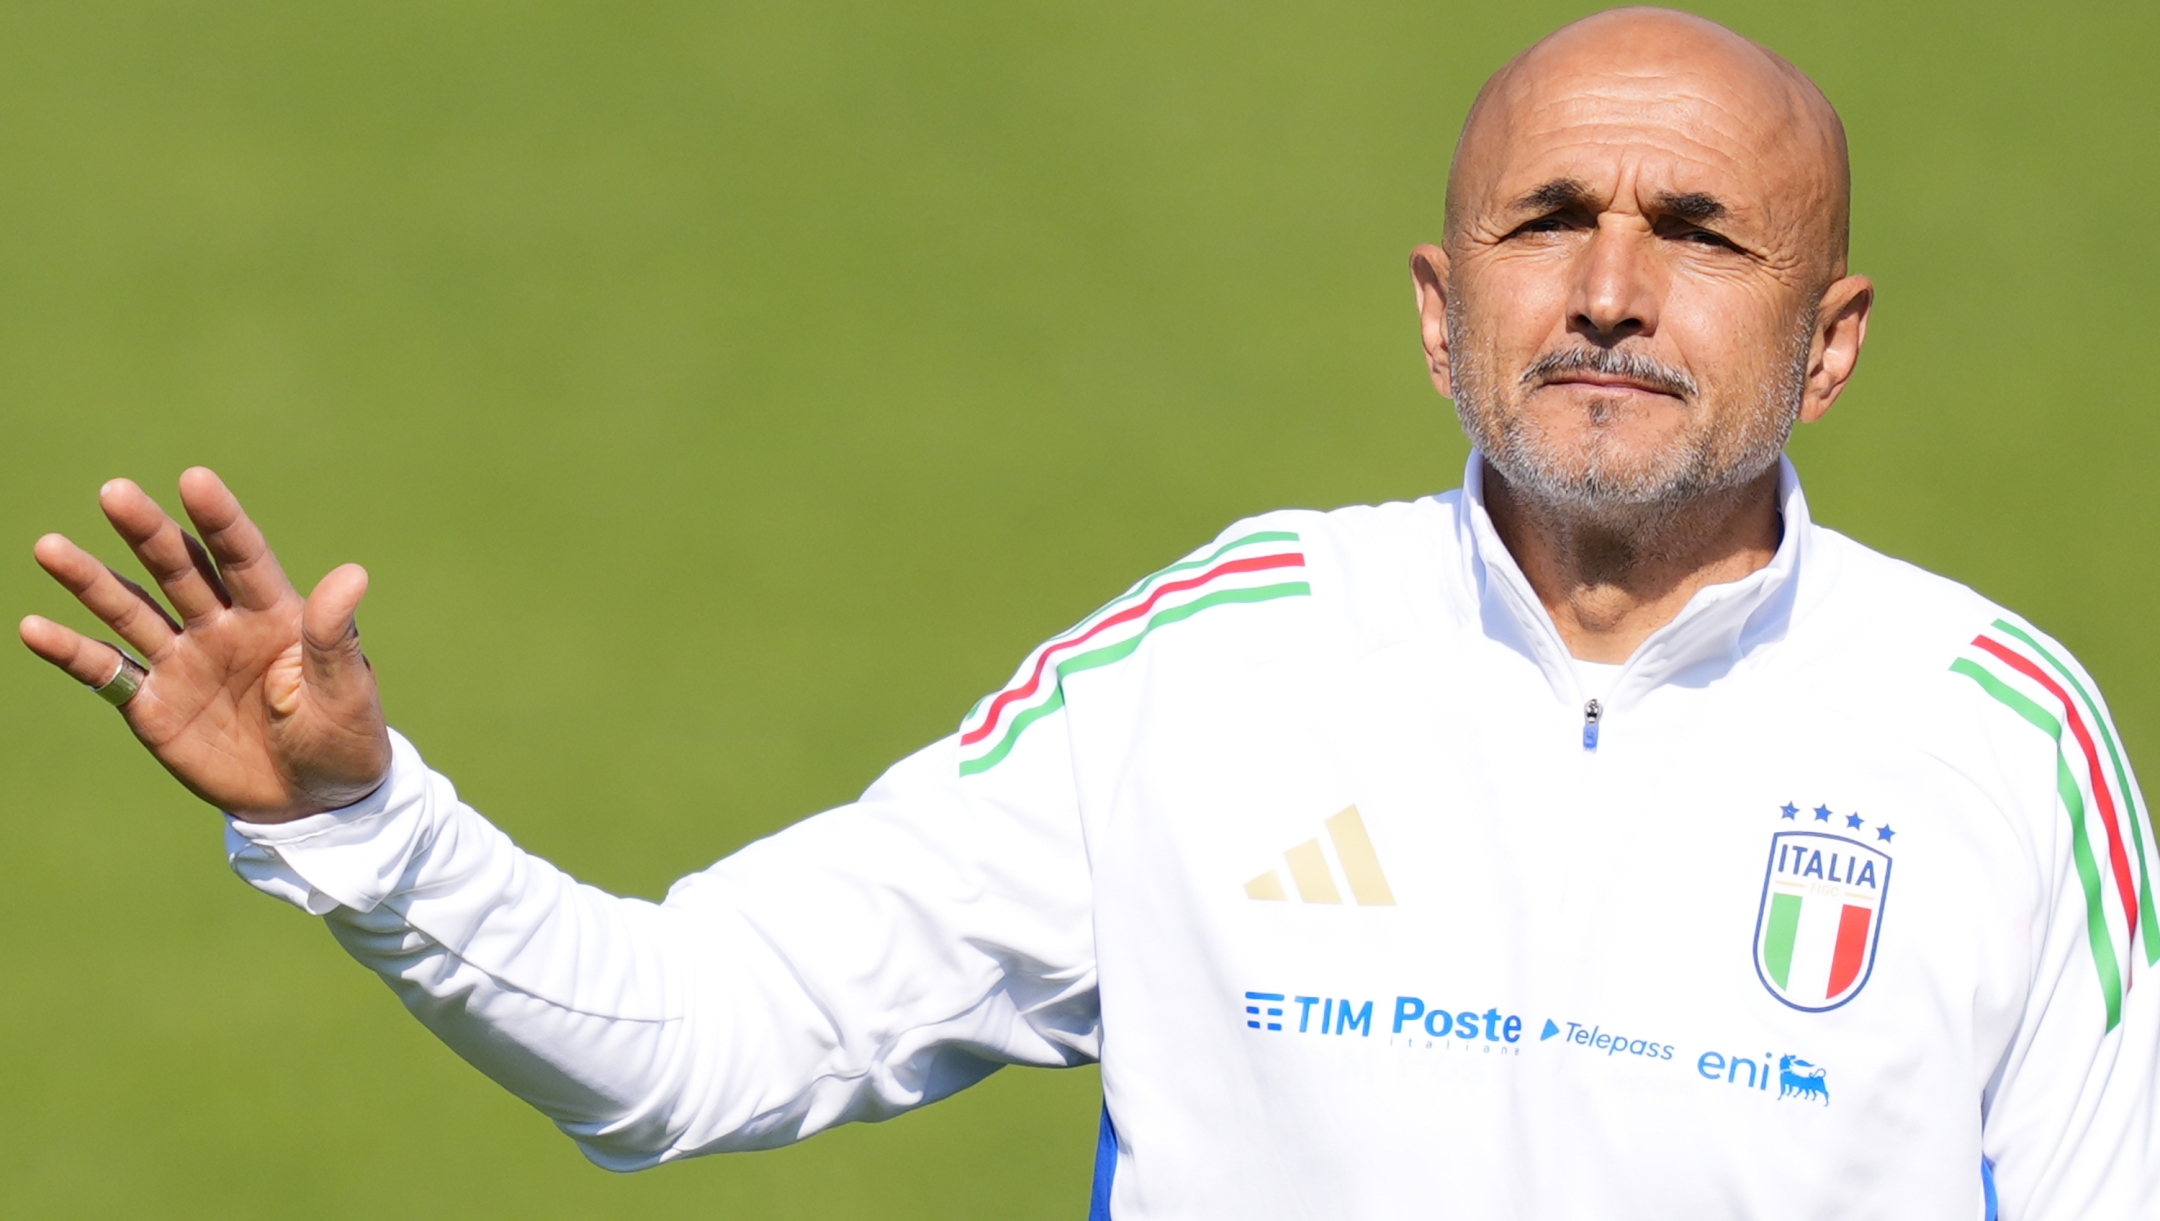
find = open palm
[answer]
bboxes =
[19,468,391,823]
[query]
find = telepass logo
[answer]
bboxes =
[1753,803,1895,1012]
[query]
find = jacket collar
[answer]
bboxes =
[1452,450,1813,709]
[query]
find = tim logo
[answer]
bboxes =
[1778,1055,1829,1104]
[1753,822,1893,1012]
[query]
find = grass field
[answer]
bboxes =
[1,1,2154,1216]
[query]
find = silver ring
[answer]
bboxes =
[92,651,149,708]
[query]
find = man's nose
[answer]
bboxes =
[1567,217,1661,343]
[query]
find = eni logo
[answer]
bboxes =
[1695,1050,1833,1108]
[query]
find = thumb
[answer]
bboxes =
[300,563,371,701]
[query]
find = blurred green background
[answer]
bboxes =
[0,0,2152,1215]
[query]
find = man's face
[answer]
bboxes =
[1424,34,1852,515]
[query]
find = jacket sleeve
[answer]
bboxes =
[224,722,1098,1171]
[1963,631,2160,1218]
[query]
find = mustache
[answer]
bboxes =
[1519,347,1698,400]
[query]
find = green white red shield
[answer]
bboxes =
[1754,832,1892,1012]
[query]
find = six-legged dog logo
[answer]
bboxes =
[1778,1054,1829,1104]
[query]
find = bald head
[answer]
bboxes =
[1447,7,1850,276]
[1408,7,1875,539]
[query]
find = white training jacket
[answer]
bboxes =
[229,455,2160,1220]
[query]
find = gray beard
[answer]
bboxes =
[1447,300,1813,527]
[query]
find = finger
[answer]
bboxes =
[19,615,132,688]
[99,478,232,622]
[31,533,181,658]
[299,563,371,703]
[177,467,296,612]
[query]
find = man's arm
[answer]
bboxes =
[227,726,1097,1166]
[20,471,1098,1166]
[1958,623,2160,1217]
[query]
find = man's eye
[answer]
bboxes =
[1511,215,1573,236]
[1678,227,1740,251]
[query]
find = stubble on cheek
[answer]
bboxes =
[1444,288,1813,513]
[1446,314,1693,505]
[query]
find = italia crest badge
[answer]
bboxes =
[1752,804,1895,1012]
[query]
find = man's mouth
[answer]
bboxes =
[1542,372,1678,395]
[1520,348,1697,400]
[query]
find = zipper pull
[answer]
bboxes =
[1582,699,1602,751]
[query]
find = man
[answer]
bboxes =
[19,7,2157,1218]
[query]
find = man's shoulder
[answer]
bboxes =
[984,495,1457,676]
[1227,492,1466,584]
[1805,524,2004,650]
[1220,494,1470,646]
[1046,495,1468,677]
[1804,524,2096,674]
[949,502,1447,777]
[1801,525,2122,788]
[1210,494,1463,553]
[1804,525,2042,695]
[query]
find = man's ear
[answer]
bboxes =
[1410,244,1454,399]
[1798,275,1873,424]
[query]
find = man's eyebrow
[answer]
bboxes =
[1503,181,1732,225]
[1510,178,1596,213]
[1652,191,1728,223]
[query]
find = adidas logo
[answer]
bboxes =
[1245,806,1396,906]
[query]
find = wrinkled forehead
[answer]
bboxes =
[1450,56,1845,250]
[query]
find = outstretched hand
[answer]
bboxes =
[18,468,391,823]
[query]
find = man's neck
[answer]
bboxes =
[1481,459,1784,664]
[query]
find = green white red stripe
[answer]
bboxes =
[1951,619,2158,1030]
[958,531,1310,776]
